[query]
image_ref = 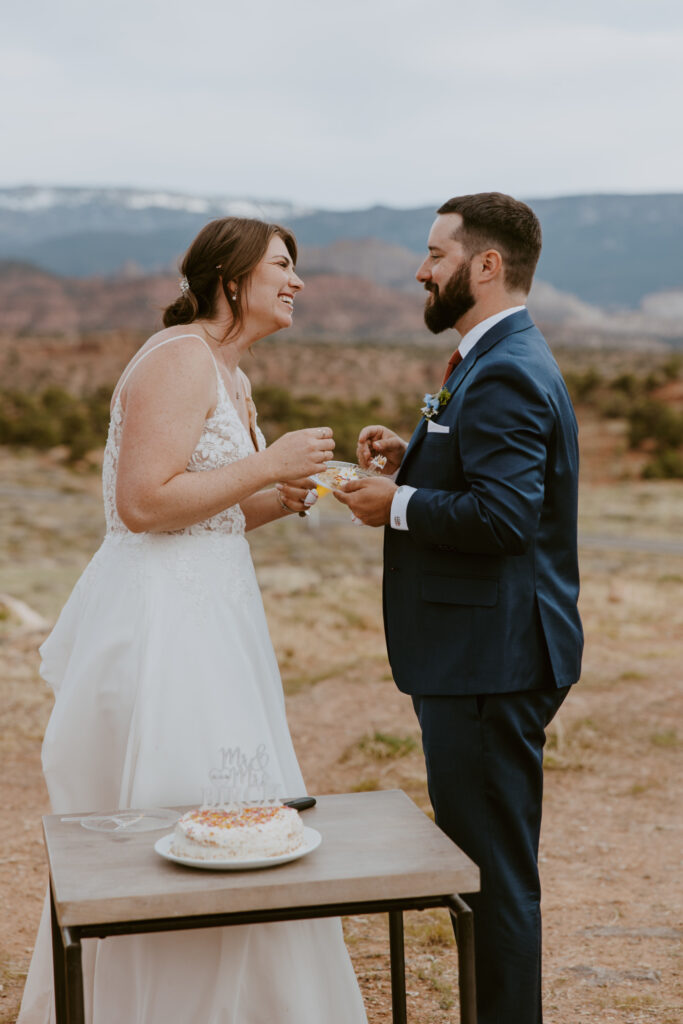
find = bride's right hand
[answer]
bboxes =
[265,427,335,482]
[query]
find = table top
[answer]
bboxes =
[43,790,479,928]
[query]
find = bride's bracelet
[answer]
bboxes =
[276,489,293,515]
[275,488,308,518]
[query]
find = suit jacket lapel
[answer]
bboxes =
[400,419,428,470]
[398,309,535,475]
[400,355,471,468]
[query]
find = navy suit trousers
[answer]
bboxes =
[412,686,570,1024]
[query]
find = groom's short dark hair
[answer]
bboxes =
[437,192,542,294]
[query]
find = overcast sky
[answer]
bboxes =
[3,0,682,210]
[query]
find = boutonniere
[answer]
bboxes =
[421,386,451,420]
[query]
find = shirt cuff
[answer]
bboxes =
[390,485,416,530]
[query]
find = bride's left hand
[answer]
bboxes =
[276,478,318,514]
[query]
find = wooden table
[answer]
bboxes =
[44,790,479,1023]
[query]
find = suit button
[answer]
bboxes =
[388,566,398,572]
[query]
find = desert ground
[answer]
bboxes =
[1,372,682,1022]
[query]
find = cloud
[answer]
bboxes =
[2,0,682,206]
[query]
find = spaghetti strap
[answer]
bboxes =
[114,333,221,402]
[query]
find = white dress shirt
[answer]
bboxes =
[390,306,526,531]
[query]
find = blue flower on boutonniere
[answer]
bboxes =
[421,386,451,420]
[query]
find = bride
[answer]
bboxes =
[18,217,368,1023]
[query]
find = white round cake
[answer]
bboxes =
[170,805,306,861]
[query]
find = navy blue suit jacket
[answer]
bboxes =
[383,309,583,695]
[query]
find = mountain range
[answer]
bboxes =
[2,187,683,312]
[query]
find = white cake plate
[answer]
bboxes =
[154,826,322,871]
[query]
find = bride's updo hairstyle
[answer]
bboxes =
[162,217,298,339]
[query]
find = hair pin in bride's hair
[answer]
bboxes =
[179,276,190,293]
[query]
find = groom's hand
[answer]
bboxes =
[357,425,407,475]
[333,477,397,527]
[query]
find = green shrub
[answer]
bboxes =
[0,391,61,448]
[627,398,683,450]
[84,386,113,437]
[642,448,683,479]
[563,367,603,403]
[643,370,664,393]
[598,392,633,419]
[41,385,77,417]
[254,387,400,462]
[611,372,641,398]
[662,354,683,381]
[0,386,110,460]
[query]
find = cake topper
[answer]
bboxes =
[202,744,281,808]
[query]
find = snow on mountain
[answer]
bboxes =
[0,186,314,220]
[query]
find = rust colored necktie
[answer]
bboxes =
[441,349,463,386]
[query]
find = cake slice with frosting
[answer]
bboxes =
[171,804,305,861]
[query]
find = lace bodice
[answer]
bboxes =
[102,335,266,536]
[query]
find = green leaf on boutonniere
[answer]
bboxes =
[420,386,451,420]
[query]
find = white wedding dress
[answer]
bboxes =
[18,334,367,1024]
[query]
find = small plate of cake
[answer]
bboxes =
[154,804,321,870]
[310,460,379,491]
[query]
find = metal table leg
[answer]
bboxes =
[50,882,67,1023]
[64,928,85,1024]
[50,880,85,1024]
[445,894,477,1024]
[388,909,407,1024]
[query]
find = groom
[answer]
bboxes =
[334,192,583,1024]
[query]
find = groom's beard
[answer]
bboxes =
[423,259,475,334]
